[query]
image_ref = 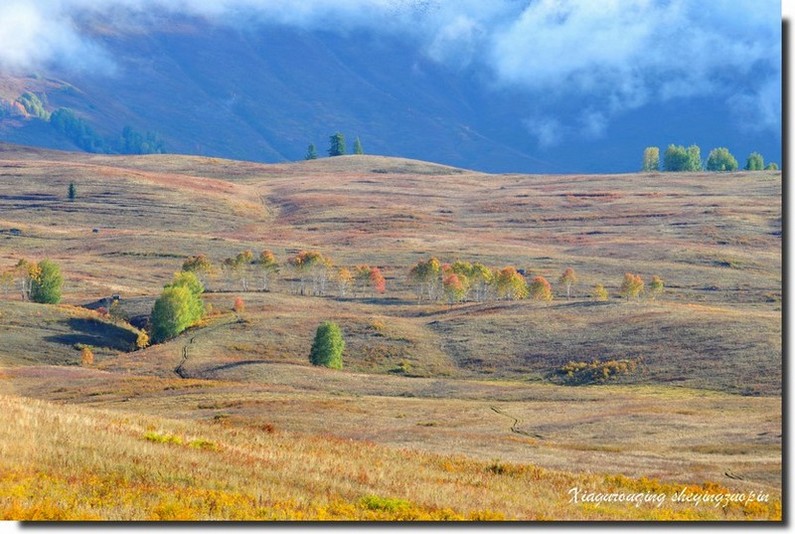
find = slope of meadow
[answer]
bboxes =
[0,392,780,520]
[0,144,782,520]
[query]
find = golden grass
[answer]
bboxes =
[0,393,780,521]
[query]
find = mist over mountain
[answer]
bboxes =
[0,1,782,173]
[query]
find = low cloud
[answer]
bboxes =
[0,0,781,142]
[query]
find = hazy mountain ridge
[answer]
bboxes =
[0,14,781,173]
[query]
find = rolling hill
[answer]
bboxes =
[0,143,782,520]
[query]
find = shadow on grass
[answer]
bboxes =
[44,318,138,351]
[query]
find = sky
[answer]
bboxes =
[0,0,783,148]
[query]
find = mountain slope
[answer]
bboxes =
[0,16,781,173]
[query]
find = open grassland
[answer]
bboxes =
[0,393,780,520]
[0,144,781,520]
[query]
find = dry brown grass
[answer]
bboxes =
[0,393,780,520]
[0,146,781,520]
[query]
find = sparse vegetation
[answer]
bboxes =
[0,147,780,521]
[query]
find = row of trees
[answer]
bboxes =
[306,133,364,160]
[642,145,778,172]
[408,258,663,305]
[179,250,666,305]
[182,250,386,298]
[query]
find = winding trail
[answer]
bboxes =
[490,406,544,439]
[174,314,243,379]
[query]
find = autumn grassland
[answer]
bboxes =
[0,143,782,520]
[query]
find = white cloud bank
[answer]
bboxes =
[0,0,781,144]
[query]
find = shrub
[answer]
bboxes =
[592,283,609,301]
[360,495,411,513]
[558,358,640,385]
[80,346,94,367]
[135,330,150,350]
[30,259,63,304]
[649,275,664,300]
[309,321,345,369]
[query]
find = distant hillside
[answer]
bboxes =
[0,18,782,173]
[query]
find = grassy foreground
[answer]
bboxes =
[0,393,780,521]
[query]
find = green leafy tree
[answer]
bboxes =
[30,259,63,304]
[167,270,205,298]
[686,145,702,171]
[17,92,49,120]
[328,132,346,157]
[353,137,364,155]
[151,271,205,342]
[765,162,779,170]
[150,286,201,342]
[68,182,76,201]
[745,152,765,170]
[305,143,318,160]
[50,108,107,153]
[664,144,701,172]
[642,147,659,172]
[705,147,738,172]
[663,144,688,172]
[309,321,345,369]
